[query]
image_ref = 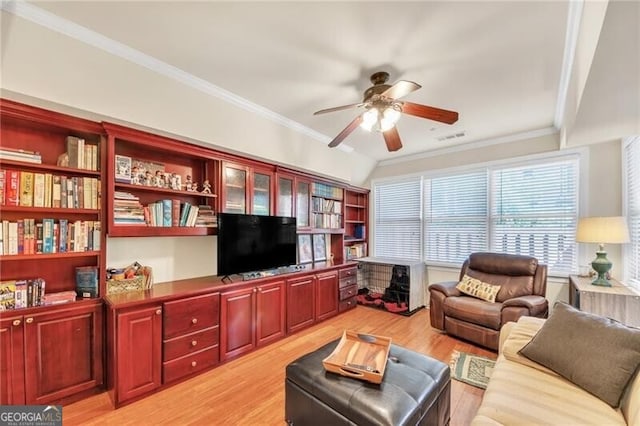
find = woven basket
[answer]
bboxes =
[107,275,145,295]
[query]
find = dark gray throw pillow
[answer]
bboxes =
[519,302,640,408]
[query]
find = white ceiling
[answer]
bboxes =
[15,1,638,162]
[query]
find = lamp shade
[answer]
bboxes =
[575,216,630,244]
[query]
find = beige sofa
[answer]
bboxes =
[472,316,640,425]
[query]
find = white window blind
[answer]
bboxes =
[373,178,422,260]
[490,159,578,275]
[424,171,488,264]
[624,136,640,289]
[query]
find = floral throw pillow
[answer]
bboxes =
[456,274,501,303]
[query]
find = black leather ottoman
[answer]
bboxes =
[285,339,450,426]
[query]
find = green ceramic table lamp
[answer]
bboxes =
[576,216,630,286]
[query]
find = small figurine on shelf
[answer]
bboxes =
[201,179,212,194]
[145,171,154,186]
[184,175,193,191]
[57,152,69,167]
[170,173,181,190]
[155,170,166,188]
[191,182,199,192]
[131,166,140,184]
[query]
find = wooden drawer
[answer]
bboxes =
[163,346,219,384]
[163,293,219,339]
[339,284,358,301]
[339,276,357,289]
[339,267,357,279]
[339,297,357,312]
[163,326,219,362]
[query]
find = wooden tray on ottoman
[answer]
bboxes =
[322,330,392,384]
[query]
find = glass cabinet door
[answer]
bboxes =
[277,176,293,217]
[296,180,310,228]
[252,172,271,216]
[223,166,247,213]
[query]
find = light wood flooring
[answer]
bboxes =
[63,306,496,425]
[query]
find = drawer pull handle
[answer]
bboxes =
[192,318,198,324]
[191,361,197,367]
[191,340,198,347]
[25,318,34,324]
[156,309,162,315]
[13,319,21,326]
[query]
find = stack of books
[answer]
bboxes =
[195,205,217,227]
[42,291,77,306]
[0,278,46,310]
[0,147,42,164]
[113,191,145,225]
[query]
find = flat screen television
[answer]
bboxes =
[217,213,297,276]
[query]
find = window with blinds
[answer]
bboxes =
[373,177,422,260]
[490,159,579,275]
[424,172,488,264]
[624,136,640,289]
[372,154,580,275]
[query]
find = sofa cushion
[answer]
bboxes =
[456,274,501,303]
[472,353,627,426]
[519,302,640,408]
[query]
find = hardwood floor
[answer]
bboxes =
[63,307,495,425]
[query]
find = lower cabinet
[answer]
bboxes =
[315,271,339,321]
[114,305,162,405]
[286,276,316,334]
[0,302,103,405]
[220,279,285,362]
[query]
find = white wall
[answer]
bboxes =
[368,135,623,304]
[0,12,377,283]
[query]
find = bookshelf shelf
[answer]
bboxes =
[0,159,102,176]
[108,226,216,237]
[0,251,100,261]
[115,182,218,198]
[0,206,100,215]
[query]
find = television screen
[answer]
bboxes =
[217,213,297,276]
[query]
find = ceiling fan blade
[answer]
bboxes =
[401,101,459,124]
[381,80,421,100]
[382,127,403,152]
[328,115,363,148]
[313,103,363,115]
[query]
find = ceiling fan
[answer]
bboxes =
[314,71,459,152]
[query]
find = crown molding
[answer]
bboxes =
[1,1,354,154]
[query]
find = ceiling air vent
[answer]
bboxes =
[436,131,466,142]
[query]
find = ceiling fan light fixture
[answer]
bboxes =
[360,104,401,133]
[360,108,379,132]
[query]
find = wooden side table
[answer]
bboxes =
[569,275,640,327]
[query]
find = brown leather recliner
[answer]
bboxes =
[429,252,548,351]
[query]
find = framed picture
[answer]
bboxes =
[115,155,132,183]
[312,234,327,262]
[298,234,313,264]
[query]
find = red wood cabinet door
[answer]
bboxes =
[256,280,286,347]
[0,315,25,405]
[220,287,255,362]
[116,305,162,404]
[24,303,104,405]
[315,272,339,322]
[286,276,315,334]
[221,162,250,214]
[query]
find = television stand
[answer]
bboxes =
[221,275,233,284]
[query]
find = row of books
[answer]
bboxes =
[345,242,367,260]
[0,169,100,210]
[311,182,343,200]
[0,278,47,310]
[0,147,42,164]
[113,192,217,227]
[66,136,99,171]
[0,219,101,255]
[311,196,342,214]
[311,212,342,229]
